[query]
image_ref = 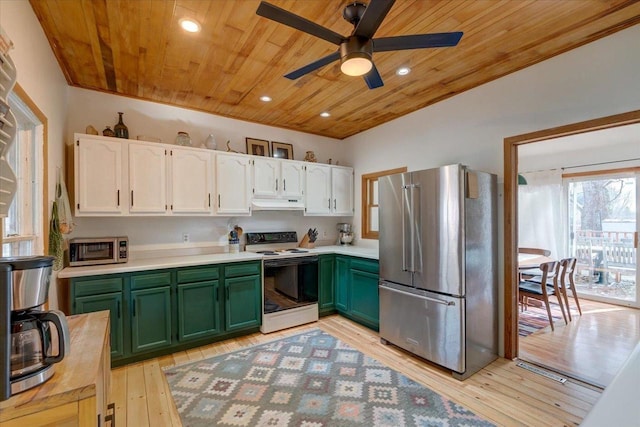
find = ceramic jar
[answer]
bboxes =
[175,131,192,146]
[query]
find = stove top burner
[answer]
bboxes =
[287,249,308,253]
[255,248,309,256]
[256,250,279,255]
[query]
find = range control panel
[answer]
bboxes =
[245,231,298,245]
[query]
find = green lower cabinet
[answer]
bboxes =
[224,274,261,331]
[75,292,124,359]
[349,269,380,330]
[177,280,221,341]
[131,286,172,353]
[318,255,335,314]
[335,257,350,311]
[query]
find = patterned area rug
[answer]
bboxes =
[519,302,574,337]
[163,329,495,426]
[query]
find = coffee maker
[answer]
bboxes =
[337,223,354,245]
[1,256,70,401]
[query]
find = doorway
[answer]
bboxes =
[503,109,640,386]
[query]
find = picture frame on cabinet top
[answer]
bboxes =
[246,137,269,156]
[271,141,293,160]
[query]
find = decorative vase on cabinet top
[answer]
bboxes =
[114,112,129,139]
[205,134,217,150]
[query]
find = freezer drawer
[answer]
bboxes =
[379,281,465,373]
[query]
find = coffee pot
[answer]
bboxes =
[1,256,70,401]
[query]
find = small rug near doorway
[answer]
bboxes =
[163,329,495,426]
[519,302,573,337]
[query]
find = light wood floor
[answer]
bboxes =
[111,315,602,426]
[519,298,640,388]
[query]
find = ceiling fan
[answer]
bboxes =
[256,0,463,89]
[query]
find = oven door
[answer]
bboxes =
[263,256,318,313]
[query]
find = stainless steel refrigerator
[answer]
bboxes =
[378,164,498,380]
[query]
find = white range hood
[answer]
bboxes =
[251,198,305,211]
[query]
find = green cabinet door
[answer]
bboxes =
[319,255,335,314]
[75,292,124,358]
[177,280,221,341]
[349,269,380,330]
[335,256,350,312]
[224,274,261,331]
[131,287,172,353]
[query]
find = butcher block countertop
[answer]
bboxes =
[0,311,110,425]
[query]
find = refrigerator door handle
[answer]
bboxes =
[409,183,420,273]
[380,283,456,306]
[402,185,410,272]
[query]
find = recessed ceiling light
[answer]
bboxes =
[260,95,272,102]
[320,112,331,118]
[179,18,201,33]
[396,67,411,76]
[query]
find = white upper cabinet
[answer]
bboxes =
[215,153,251,215]
[252,157,279,198]
[128,142,167,214]
[252,157,304,199]
[331,166,354,216]
[304,164,332,215]
[169,147,213,214]
[75,135,124,216]
[280,160,305,199]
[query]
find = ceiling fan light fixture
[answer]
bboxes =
[179,18,201,33]
[340,54,372,76]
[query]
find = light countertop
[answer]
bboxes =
[58,245,378,278]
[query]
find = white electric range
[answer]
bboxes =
[245,231,319,333]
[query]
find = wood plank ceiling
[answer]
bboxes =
[29,0,640,139]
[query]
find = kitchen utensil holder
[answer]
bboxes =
[299,234,315,248]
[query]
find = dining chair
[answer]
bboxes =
[558,257,582,320]
[519,261,568,331]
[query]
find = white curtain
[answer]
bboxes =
[518,170,564,258]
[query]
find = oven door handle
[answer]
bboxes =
[263,256,319,268]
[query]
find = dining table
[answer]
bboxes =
[518,253,554,270]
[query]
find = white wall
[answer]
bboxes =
[344,24,640,354]
[1,1,69,309]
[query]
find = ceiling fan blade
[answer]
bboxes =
[284,51,341,80]
[354,0,396,39]
[363,64,384,89]
[373,32,463,52]
[256,2,344,46]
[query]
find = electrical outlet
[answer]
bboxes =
[322,230,327,238]
[182,233,189,243]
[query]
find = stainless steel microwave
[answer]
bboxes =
[69,237,129,266]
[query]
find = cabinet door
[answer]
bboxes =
[319,255,335,313]
[216,153,251,215]
[129,142,167,214]
[281,160,305,198]
[75,137,124,215]
[170,148,212,214]
[75,292,125,358]
[177,280,221,341]
[331,166,354,216]
[253,157,279,198]
[349,269,380,330]
[131,287,172,353]
[224,274,261,331]
[305,164,331,215]
[335,257,350,312]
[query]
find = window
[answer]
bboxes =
[2,88,45,256]
[361,167,407,239]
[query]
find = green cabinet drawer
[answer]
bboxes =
[176,266,219,284]
[131,271,172,290]
[350,258,379,274]
[73,276,123,296]
[224,261,261,278]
